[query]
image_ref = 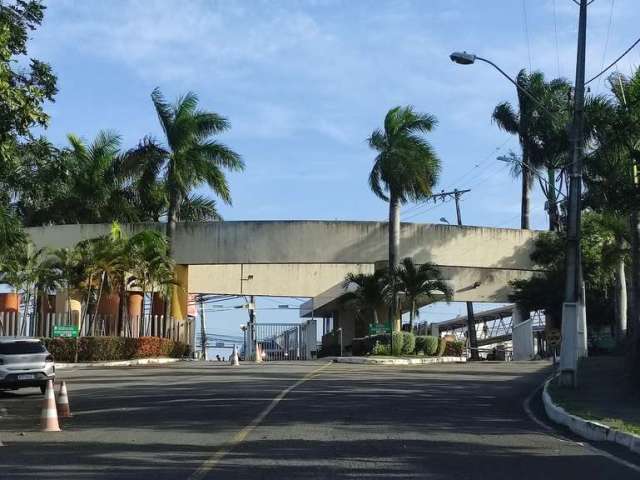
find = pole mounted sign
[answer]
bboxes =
[368,323,391,335]
[53,325,79,338]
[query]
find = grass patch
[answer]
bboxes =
[548,356,640,436]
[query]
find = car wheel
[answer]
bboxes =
[39,384,47,395]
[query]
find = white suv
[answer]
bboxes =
[0,337,56,394]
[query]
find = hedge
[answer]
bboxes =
[401,332,415,355]
[391,331,404,356]
[415,335,439,355]
[42,336,190,363]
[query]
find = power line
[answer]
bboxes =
[553,0,561,77]
[401,137,513,217]
[598,0,615,89]
[585,35,640,85]
[522,0,533,72]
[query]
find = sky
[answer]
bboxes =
[24,0,640,337]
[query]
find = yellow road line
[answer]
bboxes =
[188,362,333,480]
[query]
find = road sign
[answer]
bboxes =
[53,325,79,338]
[368,323,391,335]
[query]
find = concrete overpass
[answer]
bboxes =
[26,221,540,340]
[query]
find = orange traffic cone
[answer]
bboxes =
[40,380,61,432]
[56,381,72,418]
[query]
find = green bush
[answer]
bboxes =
[401,332,415,355]
[372,340,390,356]
[414,335,427,354]
[42,336,189,363]
[391,331,404,356]
[424,336,439,356]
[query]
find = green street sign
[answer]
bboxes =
[53,325,79,338]
[368,323,391,335]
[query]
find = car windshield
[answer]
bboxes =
[0,341,46,355]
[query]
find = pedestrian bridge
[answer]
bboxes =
[26,221,541,320]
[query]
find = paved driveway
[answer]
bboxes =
[0,360,638,479]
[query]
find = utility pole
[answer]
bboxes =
[560,0,588,388]
[452,189,480,361]
[411,188,480,360]
[199,295,207,361]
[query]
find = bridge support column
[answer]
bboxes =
[171,265,189,321]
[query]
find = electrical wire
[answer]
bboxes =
[553,0,561,77]
[598,0,615,89]
[401,137,513,217]
[522,0,533,72]
[586,35,640,85]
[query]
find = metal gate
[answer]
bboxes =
[245,319,317,361]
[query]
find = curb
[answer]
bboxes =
[328,356,466,365]
[543,376,640,454]
[56,357,184,369]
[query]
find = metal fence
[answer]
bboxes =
[0,311,194,345]
[245,319,317,361]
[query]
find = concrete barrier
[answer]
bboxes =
[329,356,466,365]
[57,357,183,369]
[543,376,640,454]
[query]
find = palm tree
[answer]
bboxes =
[395,257,452,332]
[492,70,548,230]
[0,203,25,256]
[341,270,389,331]
[368,106,441,330]
[64,131,141,224]
[0,242,52,335]
[134,88,243,318]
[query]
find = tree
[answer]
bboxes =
[395,257,452,332]
[341,270,389,334]
[0,241,55,335]
[510,212,621,335]
[0,0,56,148]
[0,203,26,256]
[135,88,244,317]
[368,106,441,329]
[492,70,548,230]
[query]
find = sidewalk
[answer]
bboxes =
[56,357,184,369]
[544,355,640,453]
[327,355,466,365]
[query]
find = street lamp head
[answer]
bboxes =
[450,51,476,65]
[439,217,450,224]
[496,155,511,163]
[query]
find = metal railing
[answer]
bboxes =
[245,319,317,361]
[0,311,194,345]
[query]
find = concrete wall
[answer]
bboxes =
[188,263,374,297]
[26,221,539,270]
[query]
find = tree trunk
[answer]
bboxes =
[629,211,640,384]
[164,193,179,335]
[117,275,126,337]
[388,192,401,331]
[521,150,531,230]
[409,300,415,333]
[372,307,379,325]
[614,236,627,343]
[91,272,106,335]
[547,167,559,231]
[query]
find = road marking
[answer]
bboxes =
[523,377,640,474]
[188,362,333,480]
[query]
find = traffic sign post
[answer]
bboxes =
[53,325,79,338]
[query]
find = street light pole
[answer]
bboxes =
[560,0,588,388]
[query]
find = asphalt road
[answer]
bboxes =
[0,360,638,479]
